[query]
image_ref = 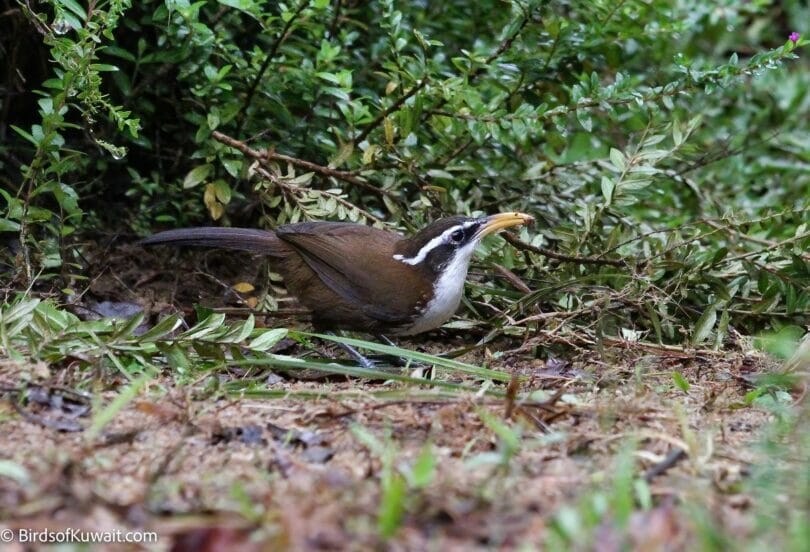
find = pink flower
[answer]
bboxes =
[789,32,800,43]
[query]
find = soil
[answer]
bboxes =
[0,241,801,551]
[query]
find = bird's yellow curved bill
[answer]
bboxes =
[477,212,534,238]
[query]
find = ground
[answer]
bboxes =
[0,244,805,551]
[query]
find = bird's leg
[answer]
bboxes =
[373,334,406,367]
[323,332,426,374]
[326,331,377,370]
[375,334,429,373]
[375,334,398,348]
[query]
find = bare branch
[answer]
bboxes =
[503,232,628,268]
[212,130,399,203]
[353,79,428,146]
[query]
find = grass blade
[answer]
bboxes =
[301,332,513,382]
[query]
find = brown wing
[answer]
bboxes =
[276,222,430,323]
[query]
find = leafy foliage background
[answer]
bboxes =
[1,3,809,548]
[1,0,808,345]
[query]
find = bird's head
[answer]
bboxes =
[394,212,534,275]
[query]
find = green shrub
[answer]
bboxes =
[1,0,807,342]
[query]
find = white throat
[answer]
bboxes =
[399,241,478,335]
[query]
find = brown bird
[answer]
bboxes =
[141,212,533,336]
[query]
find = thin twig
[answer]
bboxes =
[252,164,384,223]
[438,136,475,166]
[724,228,810,263]
[417,4,532,131]
[353,79,428,145]
[504,373,520,419]
[427,72,724,124]
[644,447,687,482]
[212,130,398,202]
[235,0,309,136]
[494,264,531,293]
[599,337,722,359]
[327,394,567,420]
[600,0,628,25]
[510,308,591,326]
[327,0,342,38]
[470,4,531,80]
[502,232,628,267]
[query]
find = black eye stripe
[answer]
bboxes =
[448,221,480,244]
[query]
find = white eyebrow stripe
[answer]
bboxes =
[393,233,445,265]
[393,221,477,266]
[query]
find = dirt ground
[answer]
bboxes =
[0,241,801,550]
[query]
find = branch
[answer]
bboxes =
[470,5,530,81]
[704,219,810,262]
[353,79,428,146]
[724,228,810,263]
[417,5,532,130]
[503,232,628,268]
[211,131,399,202]
[251,163,384,224]
[643,448,687,483]
[494,263,531,293]
[235,0,309,136]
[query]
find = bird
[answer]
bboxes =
[141,212,533,337]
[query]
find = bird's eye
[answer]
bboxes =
[450,229,464,243]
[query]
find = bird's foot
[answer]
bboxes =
[335,339,379,371]
[375,334,430,374]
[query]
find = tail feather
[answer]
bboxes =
[140,227,284,254]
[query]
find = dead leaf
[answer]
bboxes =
[232,282,255,293]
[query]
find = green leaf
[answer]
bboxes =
[672,121,683,146]
[576,109,592,132]
[322,86,350,101]
[218,314,255,343]
[87,367,157,439]
[601,176,615,204]
[316,72,341,84]
[378,473,406,539]
[138,313,183,342]
[221,158,243,178]
[58,0,87,20]
[672,371,690,393]
[754,326,804,359]
[351,424,385,456]
[177,313,227,340]
[112,312,146,339]
[0,218,21,232]
[2,298,41,328]
[609,148,626,171]
[207,111,220,130]
[183,164,213,189]
[212,179,232,204]
[477,407,520,454]
[248,328,288,351]
[10,125,37,146]
[692,304,717,345]
[90,64,120,72]
[0,460,30,484]
[158,342,191,372]
[410,444,436,488]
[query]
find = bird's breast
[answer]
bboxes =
[397,252,471,335]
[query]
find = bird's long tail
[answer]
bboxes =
[140,227,285,255]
